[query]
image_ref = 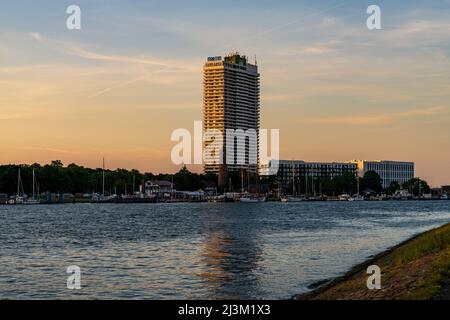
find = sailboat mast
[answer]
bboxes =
[102,158,105,196]
[32,169,35,199]
[256,168,259,195]
[277,177,280,198]
[291,161,295,196]
[306,175,308,198]
[357,177,360,196]
[313,177,315,197]
[17,168,21,196]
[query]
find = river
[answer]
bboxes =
[0,201,449,299]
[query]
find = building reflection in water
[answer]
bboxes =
[198,206,265,299]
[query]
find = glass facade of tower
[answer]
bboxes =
[275,160,358,193]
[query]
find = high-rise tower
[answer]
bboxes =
[203,53,260,176]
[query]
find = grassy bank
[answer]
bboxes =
[295,222,450,300]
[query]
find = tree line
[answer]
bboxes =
[262,171,431,196]
[0,161,430,196]
[0,161,217,195]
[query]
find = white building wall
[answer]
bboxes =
[351,160,415,189]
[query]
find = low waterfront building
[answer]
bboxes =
[144,180,174,196]
[274,160,358,193]
[349,160,414,189]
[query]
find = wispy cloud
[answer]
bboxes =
[275,43,337,56]
[27,32,199,98]
[223,0,352,50]
[30,32,42,41]
[68,47,169,68]
[88,67,170,98]
[298,106,449,126]
[0,113,32,120]
[382,20,450,44]
[29,32,197,71]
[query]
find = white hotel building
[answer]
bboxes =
[349,160,415,189]
[263,159,415,191]
[203,53,260,175]
[273,160,358,192]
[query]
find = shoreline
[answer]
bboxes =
[294,222,450,300]
[1,198,449,205]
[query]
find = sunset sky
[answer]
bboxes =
[1,0,449,186]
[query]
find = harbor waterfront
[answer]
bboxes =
[0,201,449,299]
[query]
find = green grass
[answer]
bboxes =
[383,223,450,299]
[388,224,450,267]
[297,223,450,300]
[406,248,450,299]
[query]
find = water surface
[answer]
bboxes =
[0,201,449,299]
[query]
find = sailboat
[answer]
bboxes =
[352,178,364,201]
[240,196,266,203]
[11,168,39,205]
[239,166,266,203]
[13,168,26,204]
[92,158,117,203]
[277,177,288,202]
[23,169,40,205]
[339,194,352,201]
[287,162,305,202]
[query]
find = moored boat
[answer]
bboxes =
[91,194,118,203]
[352,195,365,201]
[339,194,352,201]
[287,196,306,202]
[11,168,41,205]
[23,198,40,205]
[240,196,266,203]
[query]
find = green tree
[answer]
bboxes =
[387,181,401,195]
[361,171,382,193]
[50,160,63,168]
[332,171,357,195]
[402,178,431,196]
